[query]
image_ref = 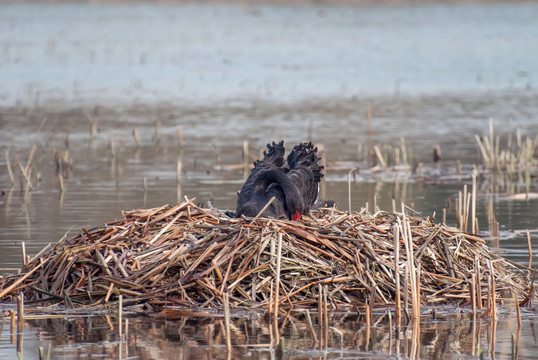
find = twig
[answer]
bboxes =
[250,196,276,223]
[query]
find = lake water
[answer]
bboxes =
[1,2,538,359]
[1,2,538,105]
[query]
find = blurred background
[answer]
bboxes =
[1,1,538,358]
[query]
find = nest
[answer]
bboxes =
[0,198,533,314]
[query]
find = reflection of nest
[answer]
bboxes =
[0,198,532,313]
[25,310,517,360]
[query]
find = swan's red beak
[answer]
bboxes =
[292,210,301,221]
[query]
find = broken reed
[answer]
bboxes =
[455,174,479,234]
[5,143,72,197]
[0,199,532,319]
[475,118,537,174]
[4,146,38,198]
[359,137,410,170]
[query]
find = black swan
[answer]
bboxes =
[235,140,327,220]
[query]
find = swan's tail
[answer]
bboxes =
[287,142,324,182]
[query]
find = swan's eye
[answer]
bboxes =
[292,210,301,221]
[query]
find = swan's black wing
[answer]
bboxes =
[237,141,285,201]
[286,142,324,214]
[261,140,285,168]
[236,141,288,218]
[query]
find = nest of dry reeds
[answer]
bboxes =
[0,198,533,314]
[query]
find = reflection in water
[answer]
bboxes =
[2,309,531,359]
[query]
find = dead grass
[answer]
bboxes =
[0,198,533,316]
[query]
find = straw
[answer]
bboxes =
[0,198,532,314]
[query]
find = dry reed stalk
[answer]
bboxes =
[274,232,282,317]
[268,281,274,317]
[348,168,358,214]
[85,112,97,137]
[491,272,496,321]
[5,150,15,185]
[374,146,387,168]
[456,189,464,229]
[486,200,499,242]
[365,289,372,327]
[471,273,477,320]
[475,135,489,166]
[527,230,533,265]
[317,292,323,349]
[318,284,323,328]
[471,173,477,234]
[465,191,471,233]
[475,257,483,310]
[323,285,328,331]
[357,142,363,162]
[10,311,15,344]
[176,125,183,148]
[250,196,276,223]
[132,129,141,148]
[486,260,497,321]
[17,160,32,196]
[0,199,531,316]
[475,120,537,174]
[118,295,123,339]
[25,145,36,174]
[58,173,64,193]
[399,204,419,320]
[400,137,408,165]
[393,225,401,326]
[105,283,114,303]
[457,191,462,230]
[403,266,409,319]
[415,264,421,319]
[273,314,280,350]
[17,293,23,333]
[305,310,318,344]
[21,242,26,266]
[153,120,161,146]
[223,288,232,353]
[367,103,372,165]
[514,292,521,327]
[410,318,420,360]
[176,160,182,185]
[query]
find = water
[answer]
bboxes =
[2,309,538,359]
[1,2,538,359]
[1,3,537,105]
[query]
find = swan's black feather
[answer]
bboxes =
[235,141,325,220]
